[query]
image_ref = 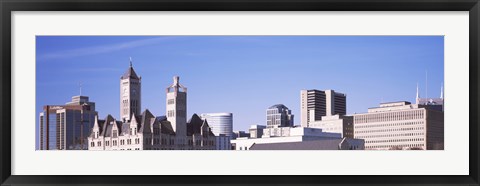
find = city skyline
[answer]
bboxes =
[36,36,444,137]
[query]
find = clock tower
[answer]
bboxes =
[120,58,141,122]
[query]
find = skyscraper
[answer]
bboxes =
[166,76,187,145]
[266,104,294,128]
[120,59,141,122]
[300,89,346,127]
[39,95,97,150]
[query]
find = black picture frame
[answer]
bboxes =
[1,0,479,185]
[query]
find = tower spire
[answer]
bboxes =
[129,57,133,67]
[416,83,419,100]
[440,83,444,99]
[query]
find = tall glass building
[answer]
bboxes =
[200,113,233,150]
[38,95,97,150]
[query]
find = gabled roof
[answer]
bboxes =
[160,120,175,135]
[120,66,140,80]
[187,114,215,136]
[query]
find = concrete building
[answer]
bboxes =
[88,110,216,150]
[301,89,346,127]
[308,115,354,138]
[266,104,294,128]
[249,125,266,138]
[232,131,249,139]
[249,138,364,150]
[231,127,342,150]
[353,101,444,150]
[166,76,188,146]
[200,113,233,150]
[88,62,216,150]
[120,60,141,123]
[39,95,97,150]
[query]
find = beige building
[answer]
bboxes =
[353,101,444,150]
[88,62,216,150]
[301,89,346,127]
[231,127,343,150]
[308,114,354,138]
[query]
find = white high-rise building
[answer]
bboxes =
[120,59,141,122]
[200,113,233,150]
[200,113,233,136]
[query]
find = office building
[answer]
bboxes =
[231,127,343,150]
[308,115,354,138]
[249,125,266,138]
[266,104,294,128]
[200,113,233,150]
[301,89,346,127]
[39,95,97,150]
[249,138,364,150]
[353,101,444,150]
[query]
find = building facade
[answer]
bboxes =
[88,110,216,150]
[249,125,266,138]
[231,127,343,150]
[39,95,97,150]
[266,104,294,128]
[353,101,444,150]
[249,138,364,150]
[200,113,233,150]
[308,115,354,138]
[120,60,141,123]
[301,89,346,127]
[88,62,216,150]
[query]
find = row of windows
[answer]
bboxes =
[366,144,424,149]
[355,127,424,134]
[355,121,424,129]
[167,99,175,105]
[355,110,425,124]
[91,138,140,147]
[356,132,425,139]
[366,138,424,144]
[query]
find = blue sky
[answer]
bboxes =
[36,36,444,136]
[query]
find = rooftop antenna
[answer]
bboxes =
[425,70,428,103]
[79,82,82,96]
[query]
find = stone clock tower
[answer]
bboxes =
[120,58,141,122]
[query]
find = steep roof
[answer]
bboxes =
[187,114,215,136]
[120,65,140,80]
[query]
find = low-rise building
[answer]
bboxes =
[231,127,342,150]
[353,101,444,150]
[88,110,216,150]
[308,114,354,138]
[249,138,364,150]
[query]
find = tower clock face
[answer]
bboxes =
[132,89,136,96]
[123,87,128,95]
